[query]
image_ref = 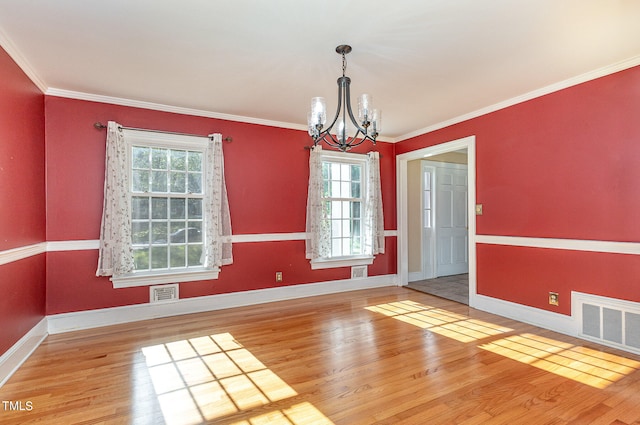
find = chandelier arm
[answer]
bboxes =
[343,78,369,136]
[324,76,347,135]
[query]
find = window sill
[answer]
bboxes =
[111,267,220,288]
[310,256,373,270]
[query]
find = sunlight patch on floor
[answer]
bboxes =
[479,333,640,389]
[365,300,512,342]
[141,332,333,425]
[229,402,334,425]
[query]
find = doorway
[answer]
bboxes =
[396,136,477,307]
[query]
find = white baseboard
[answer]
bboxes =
[0,318,48,387]
[48,274,397,334]
[408,271,424,282]
[471,294,576,337]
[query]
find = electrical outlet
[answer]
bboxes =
[275,271,283,282]
[549,292,559,306]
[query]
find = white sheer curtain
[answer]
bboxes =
[364,151,385,255]
[204,133,233,267]
[305,146,331,259]
[96,121,134,277]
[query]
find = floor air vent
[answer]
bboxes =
[150,283,179,303]
[574,292,640,355]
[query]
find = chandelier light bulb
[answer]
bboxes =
[310,97,326,126]
[358,94,372,124]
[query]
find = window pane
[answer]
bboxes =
[132,170,149,192]
[132,197,149,219]
[188,199,202,219]
[424,191,431,209]
[342,219,351,237]
[331,181,340,198]
[331,201,342,219]
[188,173,202,194]
[186,222,203,242]
[133,248,149,270]
[323,201,331,218]
[351,182,360,198]
[351,201,361,219]
[151,171,167,192]
[170,245,186,268]
[341,181,350,197]
[331,219,341,238]
[132,222,149,245]
[151,222,168,244]
[188,152,202,172]
[151,198,168,219]
[187,245,203,266]
[322,180,330,197]
[152,148,168,169]
[342,238,351,256]
[352,219,361,237]
[170,172,186,193]
[170,220,186,232]
[424,171,431,187]
[151,246,168,269]
[341,164,350,180]
[331,163,341,182]
[322,162,329,180]
[331,239,341,257]
[351,164,361,181]
[170,198,185,219]
[132,147,150,169]
[170,150,186,171]
[342,201,350,219]
[170,226,188,243]
[351,235,362,254]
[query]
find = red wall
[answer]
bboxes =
[44,97,397,314]
[396,65,640,314]
[0,47,46,355]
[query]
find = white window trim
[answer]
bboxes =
[310,255,373,270]
[313,150,372,269]
[120,128,215,288]
[111,267,220,288]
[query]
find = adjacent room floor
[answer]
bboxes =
[407,273,469,305]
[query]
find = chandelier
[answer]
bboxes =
[307,45,381,152]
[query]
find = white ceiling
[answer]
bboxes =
[1,0,640,141]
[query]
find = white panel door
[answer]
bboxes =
[435,165,468,276]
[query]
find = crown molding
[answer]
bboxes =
[45,88,311,132]
[0,25,47,93]
[396,55,640,142]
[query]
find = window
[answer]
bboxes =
[322,158,365,257]
[305,147,384,270]
[97,122,232,289]
[130,146,205,271]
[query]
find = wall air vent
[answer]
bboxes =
[351,265,368,280]
[150,283,179,303]
[574,292,640,355]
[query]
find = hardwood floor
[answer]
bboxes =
[2,287,640,424]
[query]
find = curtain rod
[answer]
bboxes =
[93,122,232,142]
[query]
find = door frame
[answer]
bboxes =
[396,135,477,307]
